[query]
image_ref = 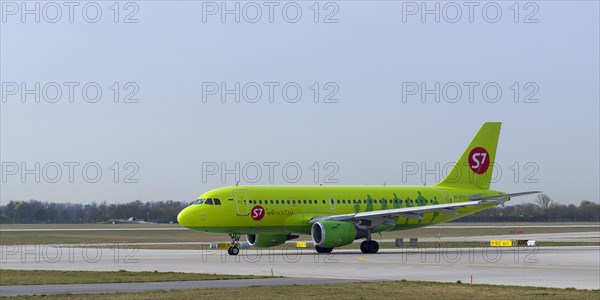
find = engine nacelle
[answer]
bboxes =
[246,234,298,248]
[311,221,367,248]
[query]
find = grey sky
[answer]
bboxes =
[1,1,598,205]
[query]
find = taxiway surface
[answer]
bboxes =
[2,245,598,293]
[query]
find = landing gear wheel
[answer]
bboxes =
[315,245,333,253]
[360,241,379,254]
[368,241,379,254]
[228,246,240,256]
[360,241,368,253]
[226,233,241,256]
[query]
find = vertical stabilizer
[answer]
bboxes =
[435,122,501,190]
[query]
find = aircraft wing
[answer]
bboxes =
[310,191,541,225]
[469,191,542,206]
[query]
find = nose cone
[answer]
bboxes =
[177,206,192,228]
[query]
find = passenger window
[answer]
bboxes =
[303,200,307,204]
[270,200,274,204]
[322,200,326,204]
[214,199,221,205]
[205,199,213,205]
[287,200,290,204]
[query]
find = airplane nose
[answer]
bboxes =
[177,207,191,227]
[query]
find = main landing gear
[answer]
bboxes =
[315,245,333,253]
[227,233,240,256]
[360,240,379,254]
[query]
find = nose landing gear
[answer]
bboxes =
[227,246,240,255]
[227,233,241,256]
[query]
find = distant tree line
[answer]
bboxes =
[0,200,188,224]
[459,199,599,222]
[0,194,597,224]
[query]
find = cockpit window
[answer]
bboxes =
[194,197,221,205]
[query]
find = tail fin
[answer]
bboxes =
[436,122,501,190]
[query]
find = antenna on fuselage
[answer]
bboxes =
[383,181,387,186]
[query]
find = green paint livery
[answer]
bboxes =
[178,122,540,255]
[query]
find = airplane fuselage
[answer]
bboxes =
[177,185,503,235]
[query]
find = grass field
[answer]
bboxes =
[0,269,266,285]
[2,280,599,300]
[1,222,597,246]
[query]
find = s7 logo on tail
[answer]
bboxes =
[468,147,490,174]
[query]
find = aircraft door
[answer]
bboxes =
[234,190,249,216]
[441,190,454,203]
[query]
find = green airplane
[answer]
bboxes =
[178,122,540,255]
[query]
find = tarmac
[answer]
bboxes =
[1,245,599,296]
